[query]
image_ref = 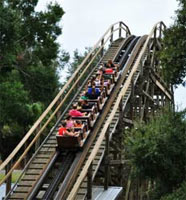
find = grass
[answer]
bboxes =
[0,171,21,183]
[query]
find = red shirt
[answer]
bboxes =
[58,127,66,136]
[105,68,113,74]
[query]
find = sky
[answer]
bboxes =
[37,0,185,110]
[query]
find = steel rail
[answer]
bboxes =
[41,153,75,200]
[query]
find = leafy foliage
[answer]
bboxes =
[160,0,186,86]
[161,181,186,200]
[125,108,186,198]
[66,48,92,80]
[0,0,65,160]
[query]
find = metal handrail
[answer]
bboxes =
[0,21,130,186]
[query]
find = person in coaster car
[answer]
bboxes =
[69,104,87,117]
[58,121,79,137]
[65,115,76,129]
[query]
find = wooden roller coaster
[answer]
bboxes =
[0,21,173,200]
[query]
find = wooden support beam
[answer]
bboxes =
[87,163,92,200]
[6,162,12,196]
[109,160,125,165]
[150,73,172,100]
[130,77,134,120]
[104,126,110,190]
[123,118,133,125]
[142,90,154,102]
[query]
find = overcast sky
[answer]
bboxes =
[37,0,185,110]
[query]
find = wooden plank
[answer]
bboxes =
[35,154,52,159]
[18,180,35,187]
[45,140,57,144]
[32,158,50,164]
[92,159,100,165]
[28,164,45,169]
[25,169,42,175]
[40,147,56,152]
[21,175,38,181]
[94,155,103,161]
[9,193,27,199]
[79,182,87,189]
[77,188,87,194]
[49,135,57,140]
[8,198,24,200]
[42,144,57,148]
[151,75,172,100]
[14,186,32,193]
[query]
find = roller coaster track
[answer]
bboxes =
[0,21,173,200]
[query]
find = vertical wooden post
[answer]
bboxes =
[151,83,155,116]
[119,99,124,185]
[104,125,110,190]
[161,94,164,106]
[139,70,144,120]
[35,124,41,152]
[159,23,162,39]
[87,162,92,200]
[125,169,132,200]
[119,99,123,159]
[130,77,134,120]
[101,39,104,57]
[119,22,122,38]
[110,26,114,43]
[145,98,149,122]
[154,27,157,47]
[5,161,12,196]
[157,94,159,107]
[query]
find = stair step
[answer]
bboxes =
[21,174,38,181]
[9,192,27,199]
[32,158,50,164]
[36,154,52,159]
[18,180,35,187]
[14,186,32,193]
[26,169,42,175]
[28,163,45,169]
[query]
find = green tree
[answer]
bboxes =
[125,108,186,198]
[160,0,186,86]
[161,181,186,200]
[65,48,92,80]
[0,0,65,160]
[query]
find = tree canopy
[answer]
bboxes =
[125,108,186,199]
[0,0,65,160]
[160,0,186,86]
